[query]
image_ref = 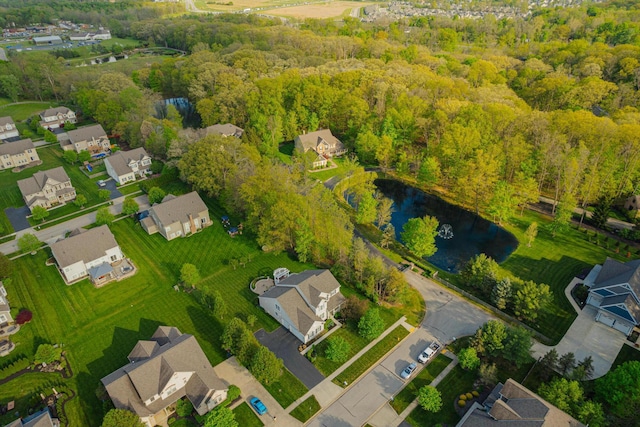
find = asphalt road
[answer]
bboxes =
[308,270,494,427]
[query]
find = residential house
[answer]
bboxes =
[457,378,584,427]
[141,192,211,241]
[624,195,640,219]
[64,124,110,155]
[102,326,228,427]
[17,166,76,212]
[50,225,124,284]
[259,268,345,343]
[4,408,59,427]
[584,257,640,335]
[105,147,152,185]
[0,138,40,170]
[93,29,112,40]
[69,29,111,41]
[294,129,347,168]
[39,107,76,130]
[0,283,13,328]
[204,123,244,139]
[0,116,19,141]
[69,32,92,41]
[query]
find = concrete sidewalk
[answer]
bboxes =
[367,352,458,427]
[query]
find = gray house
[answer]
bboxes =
[294,129,347,168]
[204,123,244,138]
[141,192,211,241]
[101,326,228,427]
[104,147,152,185]
[585,258,640,335]
[259,268,345,343]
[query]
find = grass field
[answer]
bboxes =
[390,354,451,414]
[232,402,264,427]
[272,1,373,19]
[1,215,313,426]
[289,395,321,423]
[0,102,57,122]
[260,367,308,409]
[333,325,409,387]
[405,365,477,427]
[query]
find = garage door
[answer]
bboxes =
[597,313,616,327]
[613,321,632,335]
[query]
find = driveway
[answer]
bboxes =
[101,179,122,199]
[4,206,31,232]
[308,270,494,427]
[255,327,325,389]
[532,305,627,378]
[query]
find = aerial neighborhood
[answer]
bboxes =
[0,1,640,427]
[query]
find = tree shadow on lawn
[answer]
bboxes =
[501,253,591,286]
[81,319,164,425]
[186,305,225,361]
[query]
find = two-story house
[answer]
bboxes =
[104,147,152,185]
[0,283,14,328]
[39,107,77,130]
[141,192,211,241]
[102,326,228,427]
[50,225,125,285]
[259,268,345,343]
[294,129,347,168]
[0,138,40,170]
[0,116,19,142]
[17,166,76,212]
[64,124,110,155]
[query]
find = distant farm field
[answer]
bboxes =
[194,0,375,18]
[272,1,372,18]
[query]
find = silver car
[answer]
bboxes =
[400,362,417,380]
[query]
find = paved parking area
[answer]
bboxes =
[532,305,627,378]
[255,327,325,389]
[4,206,31,232]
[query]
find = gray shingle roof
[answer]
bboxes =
[128,340,160,363]
[105,147,149,177]
[102,326,226,417]
[295,129,344,153]
[150,192,208,227]
[261,286,322,336]
[40,106,72,119]
[591,258,640,306]
[205,123,244,138]
[0,116,15,127]
[0,138,34,156]
[17,166,70,197]
[5,409,56,427]
[67,124,107,143]
[279,269,341,308]
[50,225,120,269]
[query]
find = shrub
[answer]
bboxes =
[472,390,480,397]
[227,385,240,402]
[466,392,473,400]
[16,309,32,324]
[175,399,193,417]
[460,394,467,400]
[458,400,466,407]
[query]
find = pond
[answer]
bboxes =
[375,179,518,273]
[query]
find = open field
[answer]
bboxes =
[271,1,372,19]
[1,214,313,426]
[0,102,57,122]
[194,0,290,12]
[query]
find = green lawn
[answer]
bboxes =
[260,367,308,409]
[232,402,264,427]
[333,325,409,387]
[391,354,452,414]
[289,395,321,423]
[0,102,57,122]
[309,157,350,182]
[405,365,477,427]
[2,214,314,426]
[0,373,68,426]
[612,343,640,369]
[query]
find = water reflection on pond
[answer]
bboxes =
[375,179,518,273]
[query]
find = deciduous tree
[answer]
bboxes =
[401,215,439,258]
[525,222,538,247]
[513,280,551,321]
[180,263,200,288]
[18,233,40,254]
[249,346,283,385]
[31,206,49,223]
[95,207,114,225]
[74,194,87,208]
[418,386,442,412]
[358,308,385,340]
[458,347,480,370]
[380,223,395,249]
[325,336,350,363]
[147,187,166,205]
[204,407,238,427]
[122,198,139,216]
[63,150,78,164]
[101,409,145,427]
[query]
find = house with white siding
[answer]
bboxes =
[104,147,152,185]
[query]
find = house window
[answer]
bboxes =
[110,255,117,262]
[0,314,6,323]
[275,304,280,311]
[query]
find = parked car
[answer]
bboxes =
[250,397,267,415]
[418,341,441,364]
[97,180,106,187]
[400,362,417,380]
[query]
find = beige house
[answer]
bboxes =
[0,138,40,170]
[294,129,347,168]
[102,326,228,427]
[105,147,152,185]
[457,378,584,426]
[17,166,76,212]
[39,107,76,130]
[205,123,244,138]
[141,192,211,241]
[64,124,110,154]
[0,116,19,141]
[0,283,14,328]
[624,195,640,219]
[50,225,125,285]
[259,268,345,344]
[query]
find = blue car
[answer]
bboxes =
[250,397,267,415]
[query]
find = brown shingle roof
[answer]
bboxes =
[205,123,244,138]
[17,166,70,197]
[0,116,15,127]
[150,192,208,227]
[295,129,344,153]
[50,225,120,268]
[67,124,107,143]
[0,138,34,156]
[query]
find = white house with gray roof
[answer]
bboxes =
[0,116,19,141]
[0,138,40,170]
[141,192,211,241]
[39,106,76,130]
[101,326,228,427]
[17,166,76,212]
[259,268,345,343]
[50,225,124,284]
[64,124,110,154]
[104,147,152,185]
[585,258,640,335]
